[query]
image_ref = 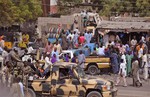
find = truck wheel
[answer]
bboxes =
[87,91,102,97]
[24,88,36,97]
[88,65,99,75]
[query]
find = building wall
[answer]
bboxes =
[38,16,74,33]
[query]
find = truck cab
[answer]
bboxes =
[26,62,117,97]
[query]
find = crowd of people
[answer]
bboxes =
[109,35,150,87]
[0,20,150,96]
[36,28,150,88]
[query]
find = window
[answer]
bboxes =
[59,68,69,79]
[59,68,75,80]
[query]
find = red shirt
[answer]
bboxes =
[79,36,85,44]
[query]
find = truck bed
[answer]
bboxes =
[86,56,110,63]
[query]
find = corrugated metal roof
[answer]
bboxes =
[97,21,150,32]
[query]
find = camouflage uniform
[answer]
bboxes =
[13,66,19,76]
[23,65,32,85]
[9,50,24,81]
[10,50,22,67]
[1,66,13,87]
[1,66,7,86]
[7,73,13,87]
[77,52,86,77]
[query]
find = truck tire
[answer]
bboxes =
[24,88,36,97]
[88,65,99,75]
[87,91,102,97]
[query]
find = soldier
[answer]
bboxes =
[1,61,13,87]
[77,50,86,77]
[6,48,22,80]
[1,63,7,87]
[23,61,32,85]
[10,48,22,64]
[10,48,23,77]
[6,61,13,87]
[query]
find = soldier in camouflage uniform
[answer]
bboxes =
[23,61,32,85]
[10,48,22,66]
[6,62,13,87]
[8,48,24,81]
[1,63,7,87]
[1,61,13,87]
[77,50,86,77]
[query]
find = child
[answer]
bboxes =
[71,54,77,63]
[116,59,127,87]
[63,54,69,62]
[51,54,57,64]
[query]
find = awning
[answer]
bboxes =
[97,21,150,32]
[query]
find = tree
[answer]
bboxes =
[136,0,150,16]
[97,0,150,17]
[0,0,43,27]
[0,0,19,26]
[98,0,118,17]
[13,0,43,22]
[57,0,82,14]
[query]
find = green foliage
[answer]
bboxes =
[64,0,149,17]
[60,0,82,4]
[94,0,150,17]
[0,0,42,27]
[136,0,150,16]
[57,0,82,15]
[0,0,17,26]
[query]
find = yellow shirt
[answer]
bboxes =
[22,34,29,44]
[18,41,27,48]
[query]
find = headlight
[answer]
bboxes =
[107,85,111,90]
[102,85,111,91]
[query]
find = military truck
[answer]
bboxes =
[26,62,117,97]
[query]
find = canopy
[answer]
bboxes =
[97,20,150,32]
